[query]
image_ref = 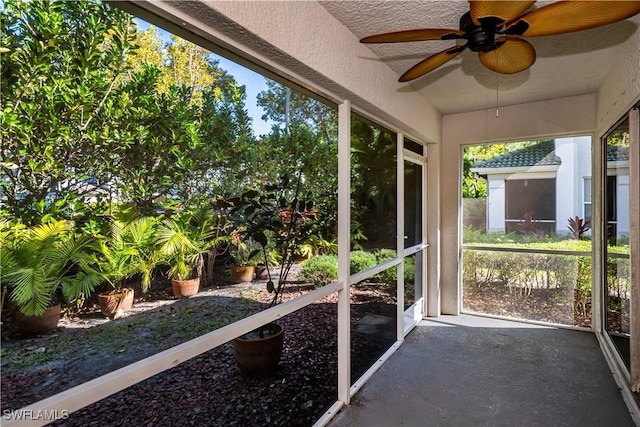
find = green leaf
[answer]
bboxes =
[253,231,268,247]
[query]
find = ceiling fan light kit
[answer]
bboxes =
[360,0,640,82]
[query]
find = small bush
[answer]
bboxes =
[349,250,377,274]
[375,248,396,263]
[404,257,416,283]
[373,249,416,284]
[374,249,396,283]
[461,238,617,300]
[299,255,338,287]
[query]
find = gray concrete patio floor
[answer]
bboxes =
[329,314,634,427]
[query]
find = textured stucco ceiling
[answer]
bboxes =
[320,1,639,115]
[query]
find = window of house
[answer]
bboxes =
[504,178,556,234]
[606,175,618,237]
[584,177,592,223]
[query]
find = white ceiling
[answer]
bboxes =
[320,1,639,115]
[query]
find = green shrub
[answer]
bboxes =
[350,250,377,274]
[404,257,416,283]
[372,249,416,284]
[299,255,338,287]
[374,249,397,283]
[375,249,396,263]
[461,239,608,300]
[462,225,568,245]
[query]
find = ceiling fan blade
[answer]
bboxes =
[506,1,640,37]
[360,28,464,44]
[469,0,536,27]
[479,36,536,74]
[399,45,467,82]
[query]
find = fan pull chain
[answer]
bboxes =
[495,76,500,118]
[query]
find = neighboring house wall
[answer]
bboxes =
[555,136,592,235]
[487,175,506,233]
[472,140,563,234]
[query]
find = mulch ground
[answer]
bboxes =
[1,269,396,427]
[463,281,629,334]
[463,282,592,327]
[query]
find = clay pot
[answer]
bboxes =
[231,266,255,283]
[256,266,269,280]
[15,304,61,336]
[98,288,134,319]
[232,323,285,375]
[172,278,200,298]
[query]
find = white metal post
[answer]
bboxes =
[592,133,604,333]
[397,133,405,341]
[426,143,441,317]
[629,107,640,391]
[337,100,351,404]
[422,148,428,318]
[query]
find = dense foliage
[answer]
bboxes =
[2,0,269,222]
[463,233,629,308]
[349,250,377,274]
[1,0,138,223]
[0,0,341,317]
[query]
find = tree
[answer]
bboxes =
[1,0,137,224]
[1,2,257,221]
[462,142,537,198]
[130,28,235,108]
[253,81,338,219]
[256,80,337,142]
[350,119,396,248]
[112,24,256,212]
[128,25,164,73]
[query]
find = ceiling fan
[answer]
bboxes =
[360,1,640,82]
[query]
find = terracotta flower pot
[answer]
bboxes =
[98,288,134,319]
[231,266,255,283]
[256,266,269,280]
[15,304,61,336]
[172,277,200,298]
[232,323,285,375]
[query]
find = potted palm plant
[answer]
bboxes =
[229,230,261,283]
[0,219,102,335]
[94,228,138,319]
[94,215,159,318]
[218,173,317,374]
[157,208,222,298]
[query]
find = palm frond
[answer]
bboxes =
[8,267,56,316]
[62,263,104,303]
[27,220,72,244]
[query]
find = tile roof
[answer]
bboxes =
[472,140,561,169]
[607,145,629,161]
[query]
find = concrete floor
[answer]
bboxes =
[329,315,634,427]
